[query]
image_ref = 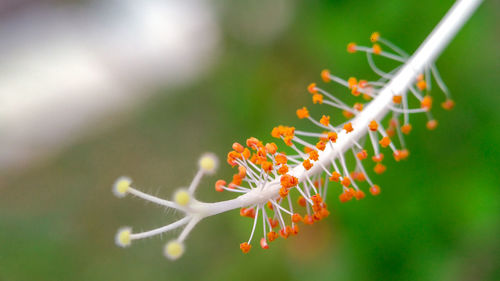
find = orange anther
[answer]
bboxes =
[421,95,432,110]
[354,190,365,200]
[278,165,289,175]
[351,171,366,181]
[280,174,298,188]
[347,42,357,53]
[237,166,246,178]
[339,192,352,203]
[227,151,241,166]
[316,140,326,151]
[271,127,281,138]
[327,132,338,142]
[246,137,262,149]
[351,86,361,96]
[279,228,289,239]
[354,103,364,112]
[373,44,382,55]
[417,80,427,91]
[417,74,424,81]
[358,80,368,88]
[344,122,354,133]
[311,194,323,204]
[267,201,273,210]
[369,120,378,131]
[279,187,289,198]
[319,208,330,218]
[242,148,251,159]
[357,150,368,160]
[303,215,315,225]
[296,107,310,119]
[303,159,313,170]
[347,77,358,89]
[261,161,273,173]
[232,174,243,186]
[307,83,317,94]
[295,197,306,208]
[292,213,303,223]
[232,142,244,153]
[441,99,455,110]
[265,143,278,154]
[269,218,279,228]
[341,177,351,187]
[401,124,412,135]
[370,185,381,196]
[283,136,293,146]
[240,242,251,253]
[392,95,402,104]
[291,225,300,235]
[363,93,372,101]
[330,171,341,182]
[275,154,287,165]
[240,208,255,218]
[343,110,354,119]
[393,150,403,162]
[320,115,330,126]
[374,163,386,174]
[400,149,409,160]
[260,237,269,249]
[267,231,278,242]
[321,69,331,82]
[309,150,319,161]
[215,179,226,192]
[312,93,323,104]
[370,32,380,42]
[372,153,384,162]
[379,136,391,148]
[426,119,438,130]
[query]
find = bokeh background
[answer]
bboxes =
[0,0,498,280]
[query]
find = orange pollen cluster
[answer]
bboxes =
[296,107,310,119]
[372,44,382,55]
[320,115,330,126]
[313,93,324,104]
[392,95,402,104]
[421,95,433,110]
[379,136,391,148]
[302,159,313,170]
[240,242,251,254]
[441,99,455,110]
[357,150,368,160]
[347,42,357,53]
[321,69,331,82]
[344,122,354,133]
[369,120,378,131]
[401,124,412,135]
[417,80,427,91]
[307,83,318,94]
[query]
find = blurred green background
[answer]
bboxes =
[1,0,499,280]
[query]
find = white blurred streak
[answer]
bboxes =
[0,0,219,172]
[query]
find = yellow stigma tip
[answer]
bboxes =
[174,189,190,206]
[199,153,218,174]
[115,227,132,247]
[113,176,132,198]
[164,240,184,260]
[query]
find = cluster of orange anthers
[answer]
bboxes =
[215,32,455,254]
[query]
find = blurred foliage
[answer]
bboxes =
[1,0,499,280]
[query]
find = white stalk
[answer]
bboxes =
[190,0,482,217]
